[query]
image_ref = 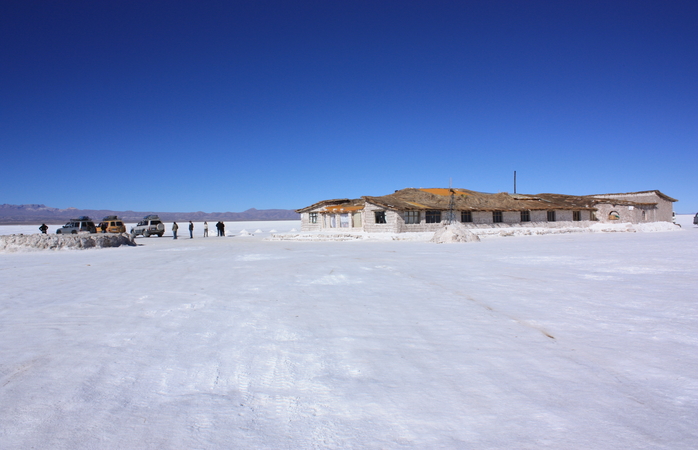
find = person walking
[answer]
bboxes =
[172,222,178,239]
[189,221,194,239]
[203,221,208,237]
[39,223,48,234]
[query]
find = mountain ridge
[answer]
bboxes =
[0,204,299,224]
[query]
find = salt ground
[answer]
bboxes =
[1,217,697,449]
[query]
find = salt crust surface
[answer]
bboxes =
[0,220,683,250]
[270,221,681,242]
[0,220,697,448]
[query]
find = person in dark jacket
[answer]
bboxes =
[220,221,225,237]
[188,221,194,239]
[39,223,48,234]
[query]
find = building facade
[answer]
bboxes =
[297,188,677,233]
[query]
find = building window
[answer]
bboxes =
[404,211,419,224]
[547,211,556,222]
[461,211,472,223]
[573,211,581,221]
[425,211,441,224]
[375,211,387,224]
[309,212,318,223]
[521,210,530,222]
[493,211,503,223]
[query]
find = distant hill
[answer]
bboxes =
[0,204,300,225]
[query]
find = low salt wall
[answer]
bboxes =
[0,233,136,252]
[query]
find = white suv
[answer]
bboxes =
[131,215,165,237]
[57,216,97,234]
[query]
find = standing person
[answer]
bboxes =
[203,221,208,237]
[39,223,48,234]
[215,221,222,236]
[189,221,194,239]
[220,221,225,237]
[172,222,178,239]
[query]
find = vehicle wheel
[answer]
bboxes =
[71,230,77,234]
[144,231,150,237]
[57,230,61,234]
[158,233,163,237]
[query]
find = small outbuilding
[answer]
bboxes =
[296,188,677,233]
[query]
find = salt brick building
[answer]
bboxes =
[296,188,677,233]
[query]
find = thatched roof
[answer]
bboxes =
[297,188,675,213]
[296,198,365,214]
[364,188,596,212]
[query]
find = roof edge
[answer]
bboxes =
[586,190,678,202]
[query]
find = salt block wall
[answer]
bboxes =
[301,196,670,232]
[592,192,673,223]
[300,212,323,231]
[363,202,399,233]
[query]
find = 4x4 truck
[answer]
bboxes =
[130,215,165,237]
[97,216,127,234]
[56,216,97,234]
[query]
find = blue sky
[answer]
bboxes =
[1,1,696,213]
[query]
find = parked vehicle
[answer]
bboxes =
[98,216,127,233]
[131,215,165,237]
[56,216,97,234]
[694,213,698,225]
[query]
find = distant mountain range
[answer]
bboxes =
[0,204,299,224]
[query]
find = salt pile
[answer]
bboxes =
[431,222,480,243]
[0,233,136,252]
